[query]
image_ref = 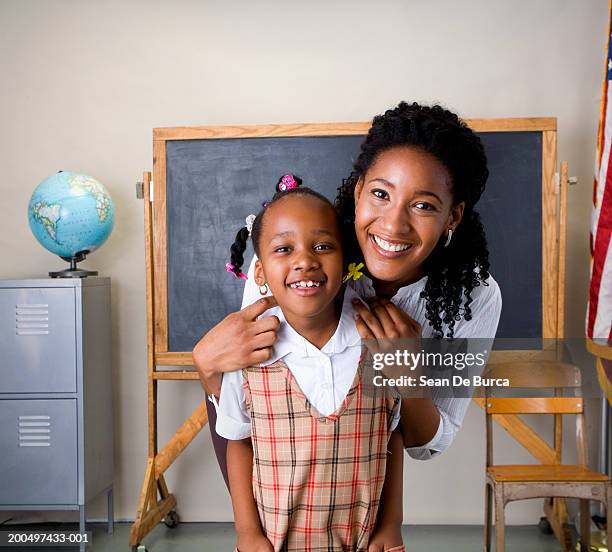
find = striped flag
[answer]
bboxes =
[587,2,612,401]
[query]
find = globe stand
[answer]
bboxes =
[49,251,98,278]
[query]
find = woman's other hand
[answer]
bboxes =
[352,297,420,341]
[353,297,422,367]
[353,297,424,396]
[193,296,280,396]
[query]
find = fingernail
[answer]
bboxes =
[354,314,360,320]
[352,298,360,304]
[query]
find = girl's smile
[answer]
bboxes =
[287,278,326,295]
[354,146,464,294]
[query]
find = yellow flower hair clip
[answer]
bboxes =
[342,262,364,283]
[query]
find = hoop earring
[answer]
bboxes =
[444,228,453,248]
[258,283,269,296]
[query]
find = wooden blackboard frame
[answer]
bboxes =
[150,118,561,370]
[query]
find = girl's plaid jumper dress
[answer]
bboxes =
[241,358,404,552]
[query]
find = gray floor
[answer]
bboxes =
[85,522,570,551]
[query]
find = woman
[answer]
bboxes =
[193,101,502,486]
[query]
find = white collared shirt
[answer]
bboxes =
[215,286,400,441]
[227,256,502,459]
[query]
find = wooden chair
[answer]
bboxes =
[482,362,611,552]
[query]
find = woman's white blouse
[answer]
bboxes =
[215,256,502,460]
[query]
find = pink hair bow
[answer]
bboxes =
[278,174,299,192]
[225,262,248,281]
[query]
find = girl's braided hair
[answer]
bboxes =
[335,101,491,337]
[228,174,340,278]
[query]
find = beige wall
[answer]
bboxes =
[0,0,607,525]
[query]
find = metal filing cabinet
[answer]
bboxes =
[0,278,113,549]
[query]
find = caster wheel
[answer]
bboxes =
[538,516,553,534]
[592,514,606,530]
[164,510,179,528]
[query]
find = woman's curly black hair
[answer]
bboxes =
[335,101,491,338]
[228,174,340,278]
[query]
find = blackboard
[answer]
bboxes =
[157,123,554,354]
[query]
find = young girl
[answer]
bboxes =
[216,175,405,552]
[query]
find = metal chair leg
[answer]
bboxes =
[484,482,492,551]
[494,486,505,552]
[79,505,86,552]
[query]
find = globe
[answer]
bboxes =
[28,171,115,275]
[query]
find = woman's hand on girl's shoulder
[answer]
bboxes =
[352,297,421,340]
[192,296,280,381]
[353,298,423,388]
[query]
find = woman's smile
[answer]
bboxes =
[369,233,414,256]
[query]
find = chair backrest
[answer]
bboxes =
[482,361,586,467]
